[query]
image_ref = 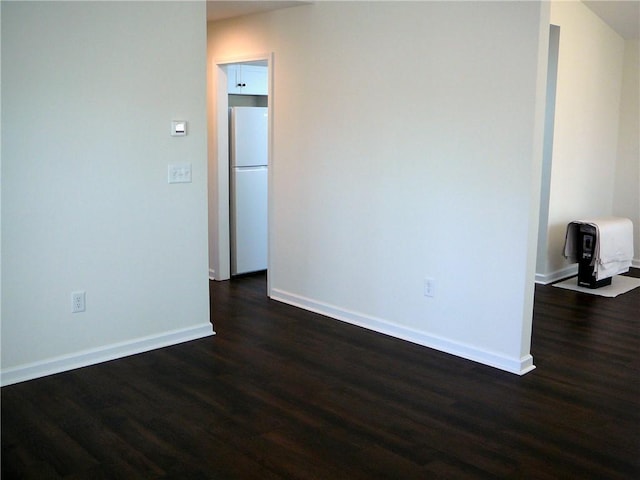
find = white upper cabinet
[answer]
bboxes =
[227,65,268,96]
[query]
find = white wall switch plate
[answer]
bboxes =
[168,163,192,184]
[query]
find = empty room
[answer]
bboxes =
[2,1,638,478]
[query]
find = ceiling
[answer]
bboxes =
[206,1,639,40]
[206,1,311,22]
[583,1,640,39]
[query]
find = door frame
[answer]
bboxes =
[211,53,273,294]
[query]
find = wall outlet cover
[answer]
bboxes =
[71,291,86,313]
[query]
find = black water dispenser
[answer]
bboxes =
[577,224,612,289]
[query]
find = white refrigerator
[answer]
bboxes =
[230,107,268,275]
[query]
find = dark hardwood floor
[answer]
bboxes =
[2,270,639,479]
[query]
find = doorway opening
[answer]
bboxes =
[211,55,273,296]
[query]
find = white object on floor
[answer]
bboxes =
[563,217,634,280]
[552,275,640,298]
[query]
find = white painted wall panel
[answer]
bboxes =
[538,1,626,280]
[613,40,640,266]
[1,1,211,381]
[208,2,549,373]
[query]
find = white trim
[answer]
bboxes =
[215,53,273,67]
[270,289,535,376]
[209,268,216,281]
[535,264,578,285]
[1,323,215,387]
[214,62,231,281]
[536,261,640,285]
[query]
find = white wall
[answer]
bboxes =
[536,25,561,280]
[613,39,640,266]
[0,3,3,360]
[208,2,550,374]
[1,1,212,385]
[537,1,628,281]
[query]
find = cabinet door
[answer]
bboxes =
[239,65,268,95]
[227,65,243,94]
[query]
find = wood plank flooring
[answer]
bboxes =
[2,270,639,479]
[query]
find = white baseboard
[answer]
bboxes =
[535,265,578,285]
[1,323,215,387]
[209,268,216,281]
[536,260,640,285]
[270,289,535,376]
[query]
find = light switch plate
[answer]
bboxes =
[168,163,192,183]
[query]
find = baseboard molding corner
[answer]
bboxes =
[518,354,537,375]
[1,323,215,387]
[209,268,216,281]
[270,288,534,376]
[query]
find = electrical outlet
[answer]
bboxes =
[424,278,435,298]
[71,291,86,313]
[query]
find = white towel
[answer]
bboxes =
[563,217,634,280]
